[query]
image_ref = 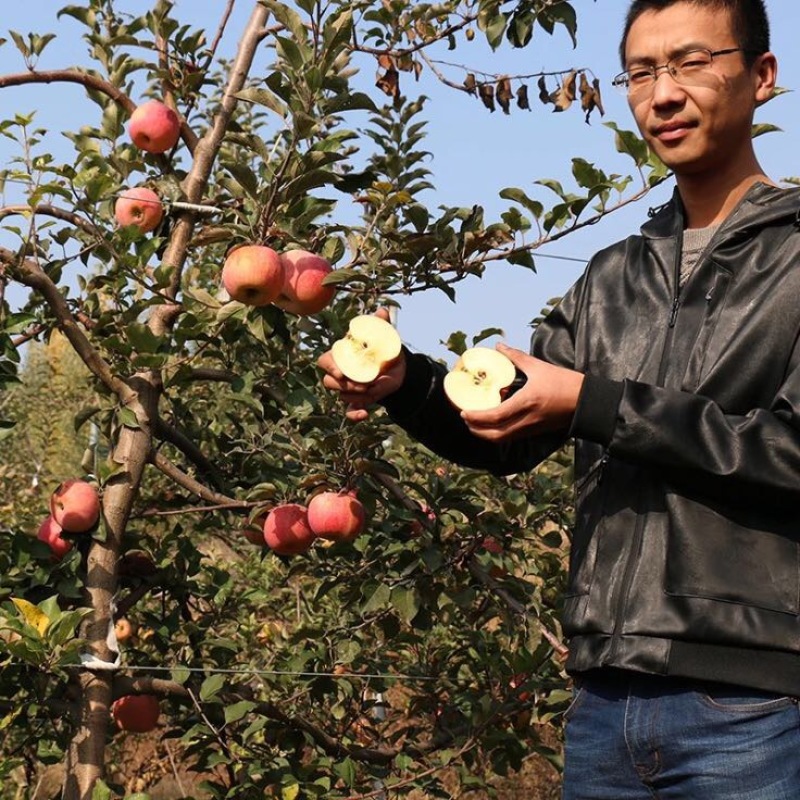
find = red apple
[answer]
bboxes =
[263,504,316,555]
[480,536,507,578]
[221,245,284,306]
[50,479,100,533]
[275,249,336,315]
[307,491,366,543]
[128,100,180,154]
[36,516,73,560]
[112,694,160,733]
[114,187,163,233]
[481,536,503,555]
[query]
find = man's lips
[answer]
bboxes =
[652,120,696,141]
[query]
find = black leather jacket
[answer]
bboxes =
[384,182,800,695]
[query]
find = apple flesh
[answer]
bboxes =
[276,249,336,315]
[37,516,73,560]
[307,491,366,543]
[222,245,284,306]
[443,347,517,412]
[50,479,100,533]
[114,187,163,233]
[128,100,180,154]
[263,504,316,556]
[112,694,160,733]
[331,315,402,383]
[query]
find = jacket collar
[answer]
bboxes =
[640,182,800,241]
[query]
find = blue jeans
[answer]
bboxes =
[562,671,800,799]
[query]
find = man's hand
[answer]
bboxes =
[317,308,407,421]
[461,343,584,441]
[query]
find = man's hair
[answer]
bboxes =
[619,0,770,66]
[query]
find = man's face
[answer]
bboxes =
[624,2,763,177]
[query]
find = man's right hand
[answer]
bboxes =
[317,308,407,422]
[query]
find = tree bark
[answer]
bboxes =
[61,3,271,798]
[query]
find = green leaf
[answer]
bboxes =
[443,330,467,355]
[361,583,390,614]
[90,779,113,800]
[276,36,306,73]
[391,586,420,624]
[125,323,162,354]
[472,327,505,346]
[506,250,536,271]
[499,187,543,219]
[0,420,16,442]
[8,31,29,59]
[752,123,782,139]
[117,407,140,430]
[260,0,307,41]
[324,92,379,115]
[333,757,357,787]
[200,673,226,702]
[234,87,287,118]
[225,700,256,724]
[604,122,649,168]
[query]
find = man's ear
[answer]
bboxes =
[754,51,778,106]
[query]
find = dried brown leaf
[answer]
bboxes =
[497,77,513,115]
[376,68,399,98]
[538,75,551,105]
[549,80,574,112]
[563,69,577,102]
[377,53,394,70]
[592,78,605,116]
[479,82,495,112]
[517,84,530,111]
[464,73,477,96]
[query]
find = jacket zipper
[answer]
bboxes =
[608,229,684,663]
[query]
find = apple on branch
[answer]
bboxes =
[443,347,518,412]
[263,503,316,556]
[114,617,135,644]
[49,479,100,534]
[221,244,284,306]
[128,100,181,154]
[307,491,366,543]
[112,694,160,733]
[331,314,402,383]
[114,187,163,233]
[276,249,336,315]
[36,516,73,561]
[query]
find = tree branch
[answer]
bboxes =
[150,450,240,507]
[0,247,135,404]
[153,417,229,492]
[149,3,271,336]
[0,203,101,237]
[0,68,198,154]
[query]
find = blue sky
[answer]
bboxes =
[2,1,799,363]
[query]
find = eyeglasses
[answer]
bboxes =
[612,48,756,95]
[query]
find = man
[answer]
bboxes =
[320,1,800,796]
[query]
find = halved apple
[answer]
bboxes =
[444,347,517,411]
[331,315,402,383]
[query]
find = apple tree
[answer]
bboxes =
[0,1,667,797]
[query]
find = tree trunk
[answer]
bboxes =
[62,4,270,796]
